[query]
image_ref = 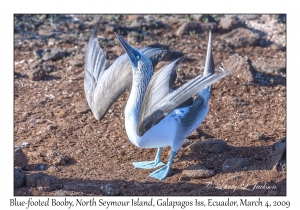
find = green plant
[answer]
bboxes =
[185,14,193,22]
[211,14,221,21]
[189,30,199,38]
[202,17,209,23]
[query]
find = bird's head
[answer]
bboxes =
[115,33,142,69]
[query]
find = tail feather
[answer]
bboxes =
[198,31,215,97]
[204,31,214,76]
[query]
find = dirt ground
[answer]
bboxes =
[14,14,286,196]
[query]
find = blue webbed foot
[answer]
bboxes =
[148,164,171,180]
[133,160,165,169]
[148,151,176,180]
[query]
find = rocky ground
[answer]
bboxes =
[14,14,286,196]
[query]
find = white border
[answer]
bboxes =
[2,0,298,209]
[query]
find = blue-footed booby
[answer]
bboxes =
[84,28,166,120]
[115,32,230,180]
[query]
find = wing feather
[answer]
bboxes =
[84,27,166,120]
[136,31,230,136]
[136,70,230,136]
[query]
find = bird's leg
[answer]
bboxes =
[132,147,165,169]
[148,151,176,180]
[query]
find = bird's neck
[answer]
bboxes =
[125,63,153,132]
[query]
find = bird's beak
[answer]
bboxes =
[115,33,139,68]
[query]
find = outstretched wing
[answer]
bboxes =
[137,70,230,136]
[136,32,230,136]
[141,57,186,117]
[84,27,109,112]
[84,27,166,120]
